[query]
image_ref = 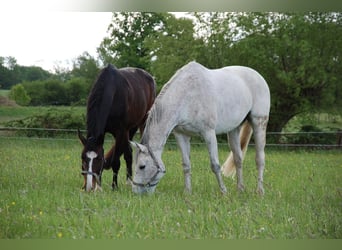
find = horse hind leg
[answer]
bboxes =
[250,115,269,195]
[227,126,245,192]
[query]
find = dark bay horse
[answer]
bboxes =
[78,64,156,191]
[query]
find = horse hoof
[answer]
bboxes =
[256,187,265,196]
[237,184,245,192]
[220,186,227,194]
[111,184,118,191]
[126,178,133,186]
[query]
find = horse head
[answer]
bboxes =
[131,142,166,194]
[78,129,105,192]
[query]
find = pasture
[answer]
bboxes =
[0,137,341,239]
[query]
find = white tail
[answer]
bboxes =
[221,122,253,178]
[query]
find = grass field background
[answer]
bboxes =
[0,137,341,239]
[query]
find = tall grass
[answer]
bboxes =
[0,138,341,239]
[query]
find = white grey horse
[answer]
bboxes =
[131,61,270,195]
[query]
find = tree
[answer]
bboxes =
[97,12,165,70]
[0,56,52,89]
[192,12,342,133]
[71,52,100,83]
[144,13,203,88]
[66,77,89,105]
[0,56,18,89]
[9,84,31,106]
[226,13,342,133]
[192,12,240,68]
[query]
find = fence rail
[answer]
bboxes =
[0,127,341,149]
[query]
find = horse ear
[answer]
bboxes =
[130,141,148,153]
[78,129,86,146]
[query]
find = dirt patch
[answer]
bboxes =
[0,96,18,107]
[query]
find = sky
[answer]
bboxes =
[0,12,113,72]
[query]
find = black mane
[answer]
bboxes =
[86,64,121,144]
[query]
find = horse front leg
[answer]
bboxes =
[123,148,133,185]
[203,129,227,194]
[111,151,121,190]
[112,130,131,189]
[125,128,139,185]
[174,131,192,193]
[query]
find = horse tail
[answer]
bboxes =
[221,121,253,178]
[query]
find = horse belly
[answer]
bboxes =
[213,84,252,135]
[214,112,248,135]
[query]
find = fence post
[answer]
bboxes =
[337,130,342,147]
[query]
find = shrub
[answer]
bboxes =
[5,108,85,137]
[9,84,31,106]
[286,125,337,145]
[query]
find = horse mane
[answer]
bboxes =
[87,64,120,143]
[141,63,192,145]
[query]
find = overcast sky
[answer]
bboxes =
[0,12,113,72]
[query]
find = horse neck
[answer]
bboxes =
[142,107,177,159]
[142,76,185,159]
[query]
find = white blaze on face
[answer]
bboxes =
[86,151,98,191]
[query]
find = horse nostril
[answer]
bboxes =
[139,165,146,170]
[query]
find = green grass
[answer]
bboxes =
[0,138,341,239]
[0,90,10,97]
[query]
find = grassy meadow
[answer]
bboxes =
[0,137,341,239]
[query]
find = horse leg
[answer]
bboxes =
[111,132,126,190]
[123,129,137,185]
[228,127,245,192]
[174,131,192,193]
[202,129,227,194]
[111,148,121,190]
[250,115,269,195]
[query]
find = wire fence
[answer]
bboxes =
[0,127,341,149]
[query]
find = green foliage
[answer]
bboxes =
[98,12,165,70]
[0,56,52,89]
[2,12,341,134]
[22,77,89,106]
[210,13,342,132]
[144,13,203,88]
[0,138,341,239]
[66,77,89,105]
[100,12,341,131]
[71,52,100,84]
[8,84,31,106]
[5,108,85,137]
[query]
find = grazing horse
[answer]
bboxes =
[78,64,156,191]
[132,61,270,195]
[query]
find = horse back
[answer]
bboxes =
[87,65,155,140]
[112,68,156,127]
[118,68,156,110]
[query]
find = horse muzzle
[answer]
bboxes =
[132,183,157,194]
[82,171,102,192]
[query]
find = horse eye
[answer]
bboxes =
[139,165,146,170]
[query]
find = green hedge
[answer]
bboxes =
[5,108,85,137]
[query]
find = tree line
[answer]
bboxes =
[2,12,342,133]
[1,53,99,106]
